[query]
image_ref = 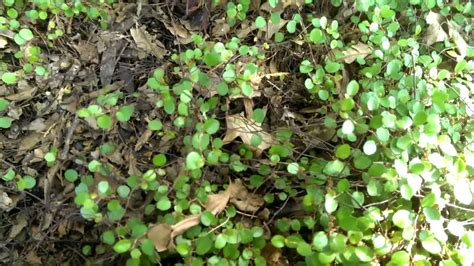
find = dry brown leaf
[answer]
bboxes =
[425,12,448,46]
[264,19,288,39]
[231,196,263,212]
[425,12,468,59]
[148,182,240,252]
[340,43,372,64]
[228,179,264,212]
[0,36,7,49]
[26,250,43,265]
[74,40,99,63]
[211,18,231,37]
[171,214,201,238]
[148,180,263,253]
[206,192,231,215]
[9,214,28,238]
[205,182,238,215]
[0,190,13,210]
[262,243,289,266]
[162,21,193,44]
[25,250,42,265]
[448,21,468,59]
[135,128,152,151]
[223,114,275,153]
[130,26,167,59]
[19,132,42,151]
[6,87,37,101]
[261,0,303,12]
[147,223,172,252]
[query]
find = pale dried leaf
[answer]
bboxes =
[223,114,275,153]
[170,214,200,238]
[448,21,468,59]
[6,87,37,101]
[206,188,232,215]
[425,11,448,46]
[243,98,254,119]
[0,190,13,210]
[24,118,47,132]
[19,132,42,151]
[9,214,27,238]
[265,19,288,39]
[211,18,231,37]
[231,197,263,212]
[127,150,142,176]
[425,21,447,46]
[135,129,152,151]
[228,179,264,212]
[0,36,7,49]
[162,21,192,44]
[40,212,54,231]
[25,250,42,265]
[340,43,372,64]
[130,27,167,59]
[237,21,256,39]
[74,41,99,63]
[261,0,305,12]
[147,223,172,252]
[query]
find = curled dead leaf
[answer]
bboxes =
[130,26,167,59]
[206,190,232,216]
[339,43,372,64]
[147,223,172,252]
[147,180,263,252]
[229,179,264,212]
[9,214,28,238]
[223,114,275,153]
[170,214,200,238]
[425,12,448,46]
[0,36,8,49]
[0,190,14,210]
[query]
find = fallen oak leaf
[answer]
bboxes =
[147,180,263,252]
[148,181,238,252]
[130,26,167,59]
[223,114,275,154]
[339,43,372,64]
[228,179,264,212]
[424,11,448,46]
[147,223,172,252]
[206,190,232,216]
[170,214,201,239]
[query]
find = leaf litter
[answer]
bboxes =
[147,179,263,252]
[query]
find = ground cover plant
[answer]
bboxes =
[1,0,474,265]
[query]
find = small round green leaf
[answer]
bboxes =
[287,162,299,175]
[392,209,412,229]
[363,140,377,155]
[346,80,359,96]
[0,117,13,128]
[296,242,312,257]
[152,154,167,167]
[116,105,134,122]
[0,98,9,112]
[335,144,351,159]
[156,197,172,211]
[186,151,204,170]
[204,118,220,134]
[1,72,17,85]
[148,119,162,131]
[97,115,112,129]
[113,239,131,254]
[255,16,266,28]
[64,169,78,182]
